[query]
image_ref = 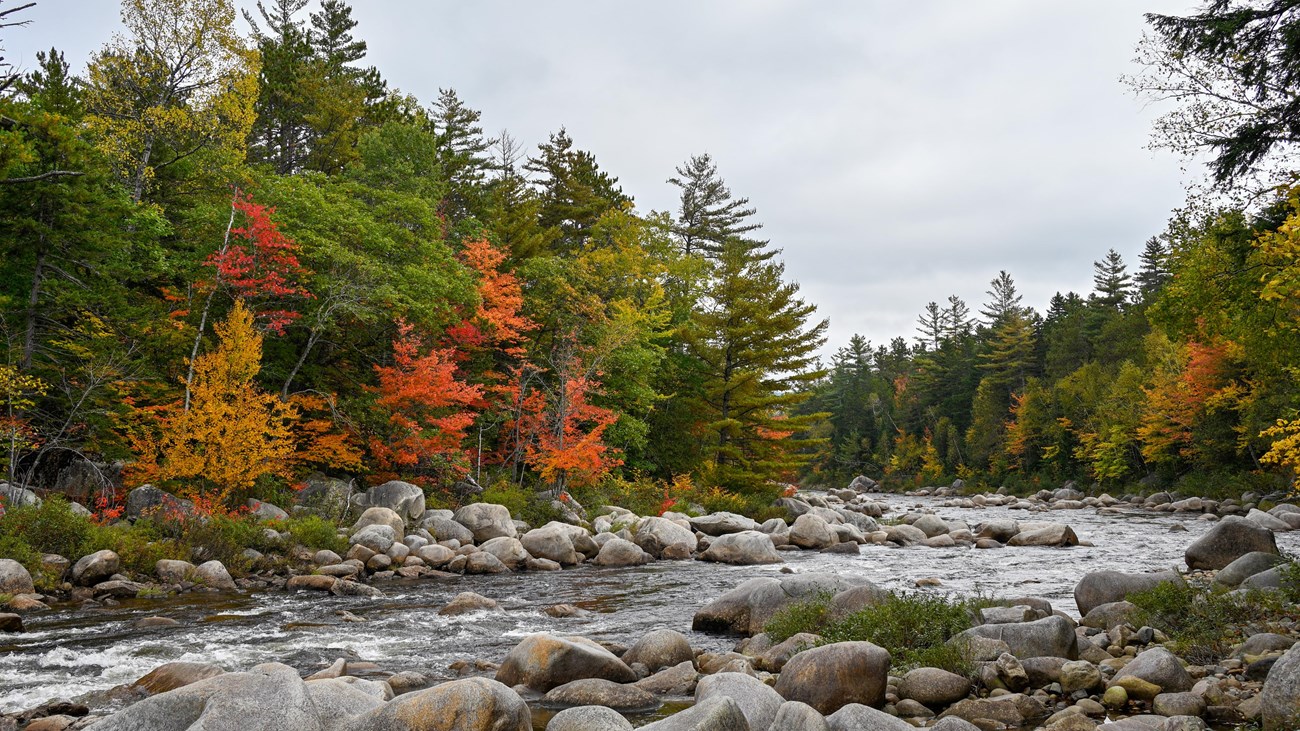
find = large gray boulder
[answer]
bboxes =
[85,662,323,731]
[348,524,396,554]
[479,536,530,570]
[770,701,830,731]
[634,516,697,558]
[422,515,475,544]
[521,522,583,566]
[825,703,913,731]
[898,667,971,707]
[623,629,694,673]
[697,672,783,731]
[635,661,699,696]
[1112,647,1193,694]
[1213,551,1288,588]
[1185,515,1279,570]
[773,641,891,715]
[693,574,870,636]
[124,485,192,520]
[1073,570,1183,616]
[789,514,838,549]
[1261,642,1300,730]
[454,503,517,542]
[294,475,353,516]
[303,678,385,730]
[542,678,657,712]
[545,706,633,731]
[1006,523,1079,547]
[345,676,530,731]
[351,506,404,535]
[593,537,651,566]
[193,560,236,591]
[0,482,40,507]
[0,558,34,595]
[496,633,637,692]
[71,549,120,587]
[690,512,760,536]
[954,615,1077,660]
[699,531,783,565]
[639,696,750,731]
[913,514,949,537]
[349,480,425,522]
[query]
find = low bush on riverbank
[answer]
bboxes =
[1128,579,1295,664]
[764,591,981,675]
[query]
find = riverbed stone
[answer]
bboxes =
[770,701,829,731]
[690,512,760,536]
[193,560,236,591]
[1060,660,1102,693]
[623,629,694,673]
[774,641,890,714]
[825,703,913,731]
[1081,600,1138,629]
[898,667,972,707]
[439,591,500,616]
[884,523,927,546]
[521,522,583,566]
[635,661,699,695]
[461,551,510,574]
[545,706,633,731]
[453,503,517,542]
[350,506,405,536]
[0,558,35,595]
[758,633,820,672]
[132,661,226,695]
[422,515,475,544]
[87,662,322,731]
[789,514,838,550]
[640,696,749,731]
[415,544,454,568]
[70,549,119,587]
[479,536,530,570]
[350,480,426,522]
[496,633,637,692]
[1007,523,1079,547]
[1260,642,1300,730]
[912,513,949,537]
[693,573,870,636]
[634,516,698,558]
[542,678,657,712]
[1246,508,1291,531]
[1153,692,1205,717]
[287,574,337,591]
[349,524,396,554]
[593,537,651,566]
[930,719,982,731]
[1113,647,1193,694]
[939,694,1045,727]
[345,676,530,731]
[1073,570,1184,616]
[0,612,23,632]
[697,671,783,731]
[1185,515,1279,570]
[955,615,1077,659]
[699,530,783,565]
[1214,551,1288,587]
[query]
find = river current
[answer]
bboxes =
[2,493,1297,725]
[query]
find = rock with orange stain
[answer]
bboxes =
[343,677,529,731]
[496,633,637,692]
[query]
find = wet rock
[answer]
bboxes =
[884,523,927,546]
[453,503,518,542]
[71,550,119,587]
[825,703,913,731]
[479,536,530,570]
[349,524,396,554]
[697,672,783,731]
[0,612,23,632]
[0,558,35,595]
[955,615,1078,659]
[349,480,425,521]
[1214,551,1287,588]
[623,629,694,673]
[639,696,749,731]
[1081,601,1138,629]
[132,662,226,695]
[545,706,633,731]
[1007,523,1079,547]
[634,661,699,696]
[633,517,698,558]
[1260,642,1300,730]
[521,522,583,566]
[439,591,500,616]
[496,633,637,692]
[1073,570,1183,616]
[912,514,949,537]
[287,574,337,592]
[1113,647,1193,694]
[690,512,760,536]
[542,678,657,711]
[1185,515,1279,570]
[773,641,890,715]
[693,574,870,636]
[593,537,651,566]
[345,676,530,731]
[1111,675,1163,701]
[898,667,971,707]
[976,519,1019,542]
[699,530,784,565]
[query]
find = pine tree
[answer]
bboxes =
[915,301,943,351]
[431,88,495,223]
[526,128,631,253]
[686,238,828,492]
[309,0,366,70]
[15,48,82,118]
[667,153,767,259]
[244,0,314,174]
[1092,249,1134,309]
[979,270,1024,328]
[1137,236,1170,300]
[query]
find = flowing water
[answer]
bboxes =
[2,493,1298,726]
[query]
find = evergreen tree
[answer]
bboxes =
[1092,249,1134,309]
[15,48,82,118]
[526,128,631,253]
[915,301,943,351]
[667,153,767,259]
[1137,236,1171,300]
[430,88,495,224]
[687,238,827,492]
[244,0,314,174]
[309,0,366,69]
[979,270,1025,328]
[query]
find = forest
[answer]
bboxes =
[2,0,1300,527]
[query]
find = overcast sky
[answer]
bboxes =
[6,1,1198,359]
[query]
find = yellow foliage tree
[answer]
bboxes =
[151,300,296,505]
[84,0,258,202]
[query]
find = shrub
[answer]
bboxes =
[764,591,980,675]
[1128,580,1283,664]
[86,523,185,575]
[282,515,346,554]
[0,496,94,560]
[480,482,560,527]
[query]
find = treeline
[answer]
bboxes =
[0,0,826,512]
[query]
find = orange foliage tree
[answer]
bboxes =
[1138,338,1236,465]
[136,300,297,505]
[369,320,482,484]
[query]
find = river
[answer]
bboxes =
[2,493,1297,726]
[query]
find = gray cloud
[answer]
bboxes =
[7,0,1197,358]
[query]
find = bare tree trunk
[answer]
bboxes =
[21,248,44,370]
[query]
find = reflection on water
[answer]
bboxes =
[2,493,1297,723]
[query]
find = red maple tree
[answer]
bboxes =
[205,192,313,334]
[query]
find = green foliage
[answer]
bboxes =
[281,515,345,554]
[0,496,94,560]
[1128,580,1286,664]
[479,482,561,528]
[763,591,980,675]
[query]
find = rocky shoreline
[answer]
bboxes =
[1,478,1298,730]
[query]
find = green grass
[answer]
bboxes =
[763,591,982,675]
[280,514,346,554]
[1128,580,1292,664]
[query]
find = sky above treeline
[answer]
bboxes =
[6,0,1200,360]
